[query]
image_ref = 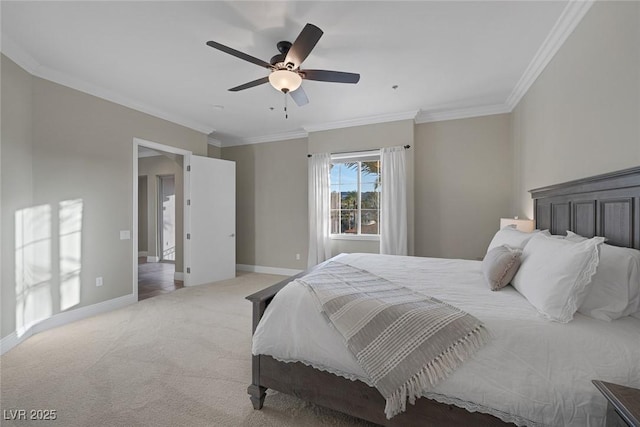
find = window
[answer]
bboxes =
[330,152,381,236]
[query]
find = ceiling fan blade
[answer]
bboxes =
[289,86,309,106]
[301,69,360,84]
[229,76,270,92]
[284,23,323,69]
[206,40,272,69]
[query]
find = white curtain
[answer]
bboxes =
[307,153,332,267]
[380,146,408,255]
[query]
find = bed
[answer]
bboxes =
[246,166,640,426]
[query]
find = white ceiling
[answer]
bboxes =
[2,1,584,146]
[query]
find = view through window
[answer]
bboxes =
[330,155,380,235]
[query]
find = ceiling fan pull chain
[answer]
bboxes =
[284,92,288,119]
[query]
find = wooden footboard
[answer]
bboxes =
[245,271,512,426]
[246,272,305,409]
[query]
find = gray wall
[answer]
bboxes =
[511,1,640,218]
[414,114,512,260]
[223,116,514,267]
[222,138,308,270]
[1,54,207,340]
[1,55,34,338]
[207,144,221,159]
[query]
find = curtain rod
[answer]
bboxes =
[307,145,411,158]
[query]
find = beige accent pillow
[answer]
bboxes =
[483,245,522,291]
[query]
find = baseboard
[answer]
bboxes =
[138,251,148,257]
[0,332,19,356]
[146,256,159,263]
[236,264,303,277]
[0,293,137,356]
[174,272,184,281]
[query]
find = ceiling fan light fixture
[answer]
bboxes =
[269,70,302,93]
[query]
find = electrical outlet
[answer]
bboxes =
[96,277,103,287]
[296,253,301,260]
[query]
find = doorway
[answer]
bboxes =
[137,148,184,300]
[133,137,236,301]
[158,175,176,262]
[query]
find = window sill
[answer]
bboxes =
[330,234,380,241]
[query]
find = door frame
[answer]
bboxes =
[133,138,192,299]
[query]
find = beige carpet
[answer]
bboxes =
[1,272,375,426]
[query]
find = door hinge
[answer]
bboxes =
[187,165,191,172]
[187,199,191,206]
[186,233,191,240]
[186,267,191,274]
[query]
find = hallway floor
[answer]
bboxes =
[138,257,184,301]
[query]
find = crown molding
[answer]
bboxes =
[303,110,419,133]
[2,35,214,135]
[229,130,309,146]
[415,104,511,124]
[207,136,222,148]
[2,35,41,75]
[505,0,594,110]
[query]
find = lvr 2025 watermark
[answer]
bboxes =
[3,409,57,421]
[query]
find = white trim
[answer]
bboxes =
[415,104,511,124]
[237,130,309,146]
[236,264,302,277]
[146,256,160,263]
[1,35,41,75]
[0,332,19,356]
[330,234,380,241]
[137,151,162,159]
[0,294,136,355]
[505,0,594,110]
[174,272,184,281]
[133,138,193,157]
[2,35,213,135]
[207,136,222,148]
[331,149,381,161]
[304,110,419,133]
[138,251,148,257]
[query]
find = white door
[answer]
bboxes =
[187,155,235,286]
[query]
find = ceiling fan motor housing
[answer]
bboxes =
[276,40,292,54]
[271,41,295,69]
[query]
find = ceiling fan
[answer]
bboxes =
[206,23,360,108]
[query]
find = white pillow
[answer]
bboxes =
[566,231,640,321]
[512,233,604,323]
[486,226,548,253]
[565,230,587,242]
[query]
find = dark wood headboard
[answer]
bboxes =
[530,166,640,249]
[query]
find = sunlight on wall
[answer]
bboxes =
[14,199,84,337]
[15,204,53,336]
[59,199,83,311]
[162,193,176,261]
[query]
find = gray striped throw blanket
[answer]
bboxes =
[297,261,489,419]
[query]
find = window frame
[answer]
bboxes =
[329,150,381,240]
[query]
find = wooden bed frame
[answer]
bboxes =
[246,166,640,426]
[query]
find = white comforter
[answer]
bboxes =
[252,253,640,426]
